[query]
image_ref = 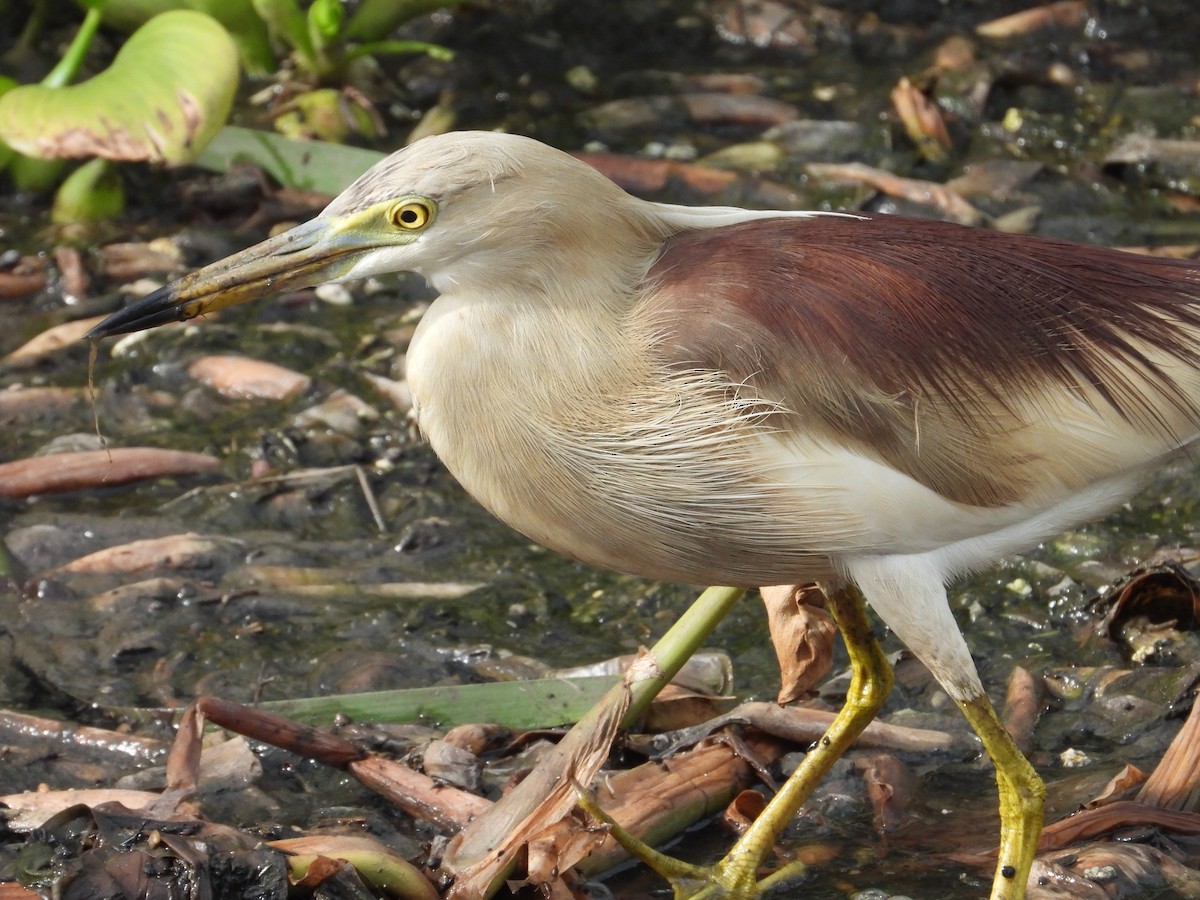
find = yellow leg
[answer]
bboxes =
[593,583,893,898]
[955,693,1045,900]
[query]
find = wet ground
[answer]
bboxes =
[2,0,1200,897]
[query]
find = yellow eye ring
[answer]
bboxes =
[388,200,432,231]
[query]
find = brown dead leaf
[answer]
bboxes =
[1086,763,1148,808]
[723,701,978,755]
[0,385,86,425]
[53,246,90,299]
[1002,665,1046,754]
[0,883,41,899]
[422,739,481,792]
[1027,835,1200,899]
[100,240,185,281]
[933,34,976,72]
[188,354,312,401]
[855,752,915,830]
[0,789,193,832]
[444,722,509,755]
[1137,687,1200,811]
[975,0,1087,38]
[805,161,984,225]
[642,682,736,732]
[0,447,221,499]
[722,788,767,834]
[1097,563,1200,638]
[1039,800,1200,852]
[761,583,837,703]
[362,372,413,414]
[578,151,740,194]
[679,92,799,127]
[0,255,47,300]
[891,77,952,163]
[442,672,632,897]
[55,533,235,575]
[1,314,106,368]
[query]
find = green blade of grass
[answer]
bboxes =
[258,674,621,729]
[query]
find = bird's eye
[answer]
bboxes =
[388,200,433,231]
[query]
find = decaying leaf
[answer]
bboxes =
[761,583,837,703]
[975,1,1088,39]
[0,448,221,499]
[53,532,236,575]
[891,76,952,163]
[188,354,312,401]
[1,315,107,368]
[805,161,983,225]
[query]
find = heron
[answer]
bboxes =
[87,130,1200,899]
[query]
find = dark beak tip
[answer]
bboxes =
[85,288,187,339]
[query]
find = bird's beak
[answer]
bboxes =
[86,217,368,339]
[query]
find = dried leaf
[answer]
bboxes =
[976,1,1087,38]
[1002,665,1046,754]
[0,790,186,832]
[856,752,914,830]
[1097,563,1200,637]
[188,354,312,401]
[761,583,837,704]
[1,315,106,367]
[891,77,952,163]
[1086,763,1148,808]
[1137,689,1200,811]
[55,533,234,575]
[805,161,983,225]
[0,448,221,499]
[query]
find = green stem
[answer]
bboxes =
[623,585,746,725]
[345,0,468,42]
[13,0,47,55]
[443,585,747,895]
[42,3,103,89]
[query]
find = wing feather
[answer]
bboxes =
[637,214,1200,508]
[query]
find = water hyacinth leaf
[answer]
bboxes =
[195,124,384,193]
[0,76,17,173]
[0,11,239,165]
[50,157,125,223]
[90,0,276,74]
[251,0,316,71]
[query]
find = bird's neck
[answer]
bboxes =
[407,262,654,477]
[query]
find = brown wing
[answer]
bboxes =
[638,214,1200,508]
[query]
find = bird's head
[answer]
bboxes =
[88,131,667,338]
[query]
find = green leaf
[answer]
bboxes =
[196,124,385,193]
[51,157,124,222]
[307,0,344,50]
[252,0,316,71]
[8,154,69,192]
[345,0,468,42]
[91,0,276,75]
[0,10,239,165]
[259,675,622,729]
[345,39,453,63]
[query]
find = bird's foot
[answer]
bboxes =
[576,790,806,899]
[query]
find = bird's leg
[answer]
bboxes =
[953,693,1044,900]
[696,582,893,897]
[597,582,889,899]
[846,554,1044,900]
